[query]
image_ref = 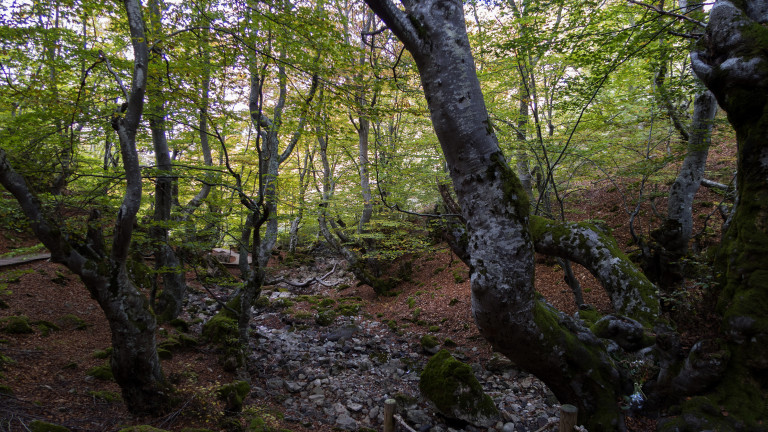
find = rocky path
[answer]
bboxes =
[186,255,564,432]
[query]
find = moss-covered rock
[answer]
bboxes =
[420,335,440,354]
[202,298,243,372]
[3,315,33,334]
[29,420,71,432]
[218,380,250,413]
[419,349,499,427]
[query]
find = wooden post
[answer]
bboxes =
[559,404,578,432]
[384,398,396,432]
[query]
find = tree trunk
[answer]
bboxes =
[683,0,768,428]
[363,0,632,428]
[652,90,718,287]
[146,0,186,322]
[530,216,659,325]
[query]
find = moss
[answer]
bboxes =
[428,325,440,332]
[3,315,33,334]
[291,311,313,320]
[202,299,243,372]
[530,215,659,325]
[272,298,293,309]
[56,314,89,330]
[318,298,335,308]
[169,318,190,332]
[533,301,625,430]
[452,269,465,284]
[117,426,170,432]
[218,380,250,412]
[386,320,398,332]
[88,390,122,403]
[157,348,173,360]
[421,335,439,349]
[159,333,198,352]
[32,320,60,336]
[335,302,361,316]
[86,364,114,381]
[419,349,498,425]
[0,383,13,395]
[577,306,602,326]
[487,151,530,216]
[92,347,113,359]
[443,338,457,348]
[29,420,71,432]
[315,310,336,326]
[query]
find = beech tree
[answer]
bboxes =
[684,0,768,428]
[361,0,658,428]
[0,0,170,414]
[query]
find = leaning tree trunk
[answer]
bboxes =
[686,0,768,428]
[363,0,633,428]
[0,0,170,414]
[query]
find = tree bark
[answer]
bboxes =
[686,0,768,427]
[530,216,659,325]
[363,0,632,428]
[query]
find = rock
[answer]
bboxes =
[502,422,516,432]
[487,352,515,373]
[285,381,304,393]
[335,413,358,430]
[266,377,284,390]
[347,402,364,412]
[324,324,360,341]
[419,350,500,427]
[406,408,432,426]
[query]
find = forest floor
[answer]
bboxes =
[0,136,736,432]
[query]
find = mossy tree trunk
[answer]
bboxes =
[686,0,768,428]
[362,0,632,428]
[0,0,170,414]
[530,216,659,325]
